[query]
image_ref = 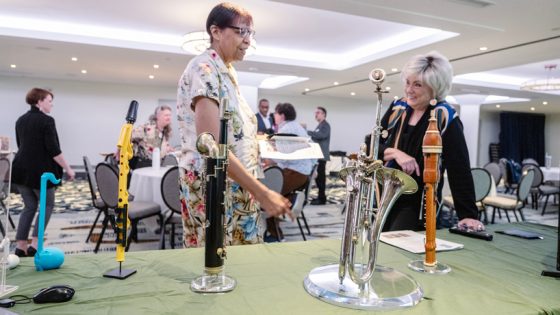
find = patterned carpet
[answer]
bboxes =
[3,178,558,253]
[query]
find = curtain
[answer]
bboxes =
[499,112,545,164]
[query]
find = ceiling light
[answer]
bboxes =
[181,31,256,56]
[521,64,560,91]
[149,75,155,79]
[350,92,356,96]
[10,64,16,68]
[81,69,87,74]
[71,57,77,61]
[153,64,159,69]
[543,101,548,105]
[530,107,535,111]
[479,46,488,51]
[496,104,501,108]
[304,88,310,92]
[391,68,398,72]
[259,75,308,89]
[333,82,339,86]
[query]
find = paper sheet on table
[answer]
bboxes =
[380,230,464,254]
[258,136,324,160]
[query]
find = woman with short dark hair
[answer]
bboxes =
[12,87,75,257]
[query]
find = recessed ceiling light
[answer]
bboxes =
[10,64,16,68]
[530,107,535,111]
[543,101,548,105]
[71,57,78,61]
[81,69,87,74]
[333,82,339,86]
[385,86,391,91]
[153,64,159,69]
[304,88,310,92]
[350,92,356,96]
[479,46,488,51]
[496,104,501,108]
[391,68,398,72]
[149,75,155,79]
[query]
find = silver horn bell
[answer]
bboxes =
[303,69,423,310]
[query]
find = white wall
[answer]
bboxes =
[477,111,500,166]
[0,76,176,166]
[1,75,558,169]
[546,113,560,167]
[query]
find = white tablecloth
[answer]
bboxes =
[129,166,172,210]
[540,167,560,182]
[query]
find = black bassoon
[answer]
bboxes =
[190,97,236,293]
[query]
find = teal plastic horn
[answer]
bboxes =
[34,172,64,271]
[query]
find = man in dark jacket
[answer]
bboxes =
[307,106,330,205]
[255,99,273,135]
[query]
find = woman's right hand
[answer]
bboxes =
[383,148,420,176]
[258,189,294,220]
[66,168,76,181]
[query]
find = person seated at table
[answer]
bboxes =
[264,103,315,241]
[129,105,174,169]
[375,51,484,232]
[270,103,315,196]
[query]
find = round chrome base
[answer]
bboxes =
[304,264,423,310]
[191,270,236,293]
[408,260,451,274]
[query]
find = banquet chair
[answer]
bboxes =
[483,162,502,190]
[95,162,163,252]
[442,168,492,224]
[83,156,109,243]
[0,157,16,237]
[159,166,182,249]
[291,164,318,241]
[484,169,534,224]
[259,166,284,241]
[162,154,178,167]
[522,158,539,166]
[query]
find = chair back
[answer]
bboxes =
[522,158,539,166]
[471,168,492,202]
[83,156,100,203]
[517,169,535,202]
[162,154,178,167]
[260,166,283,194]
[0,158,10,200]
[95,162,119,208]
[483,162,502,187]
[161,166,181,214]
[521,164,543,188]
[302,164,318,207]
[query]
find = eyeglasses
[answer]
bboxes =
[226,25,255,39]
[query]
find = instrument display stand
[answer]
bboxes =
[104,264,137,280]
[191,269,236,293]
[304,264,423,310]
[408,260,451,274]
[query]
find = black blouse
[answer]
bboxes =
[12,106,63,189]
[375,101,478,231]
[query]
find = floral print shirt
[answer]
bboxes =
[131,121,170,160]
[176,49,263,247]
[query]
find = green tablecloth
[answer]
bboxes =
[5,223,560,314]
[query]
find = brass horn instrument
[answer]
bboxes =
[303,69,423,310]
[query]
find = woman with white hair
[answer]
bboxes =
[378,51,484,232]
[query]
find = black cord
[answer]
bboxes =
[8,294,32,304]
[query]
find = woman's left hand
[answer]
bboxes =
[457,218,485,231]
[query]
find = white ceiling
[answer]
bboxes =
[1,0,560,113]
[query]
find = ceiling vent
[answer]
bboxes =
[447,0,495,8]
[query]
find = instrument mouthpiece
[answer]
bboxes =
[369,69,386,84]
